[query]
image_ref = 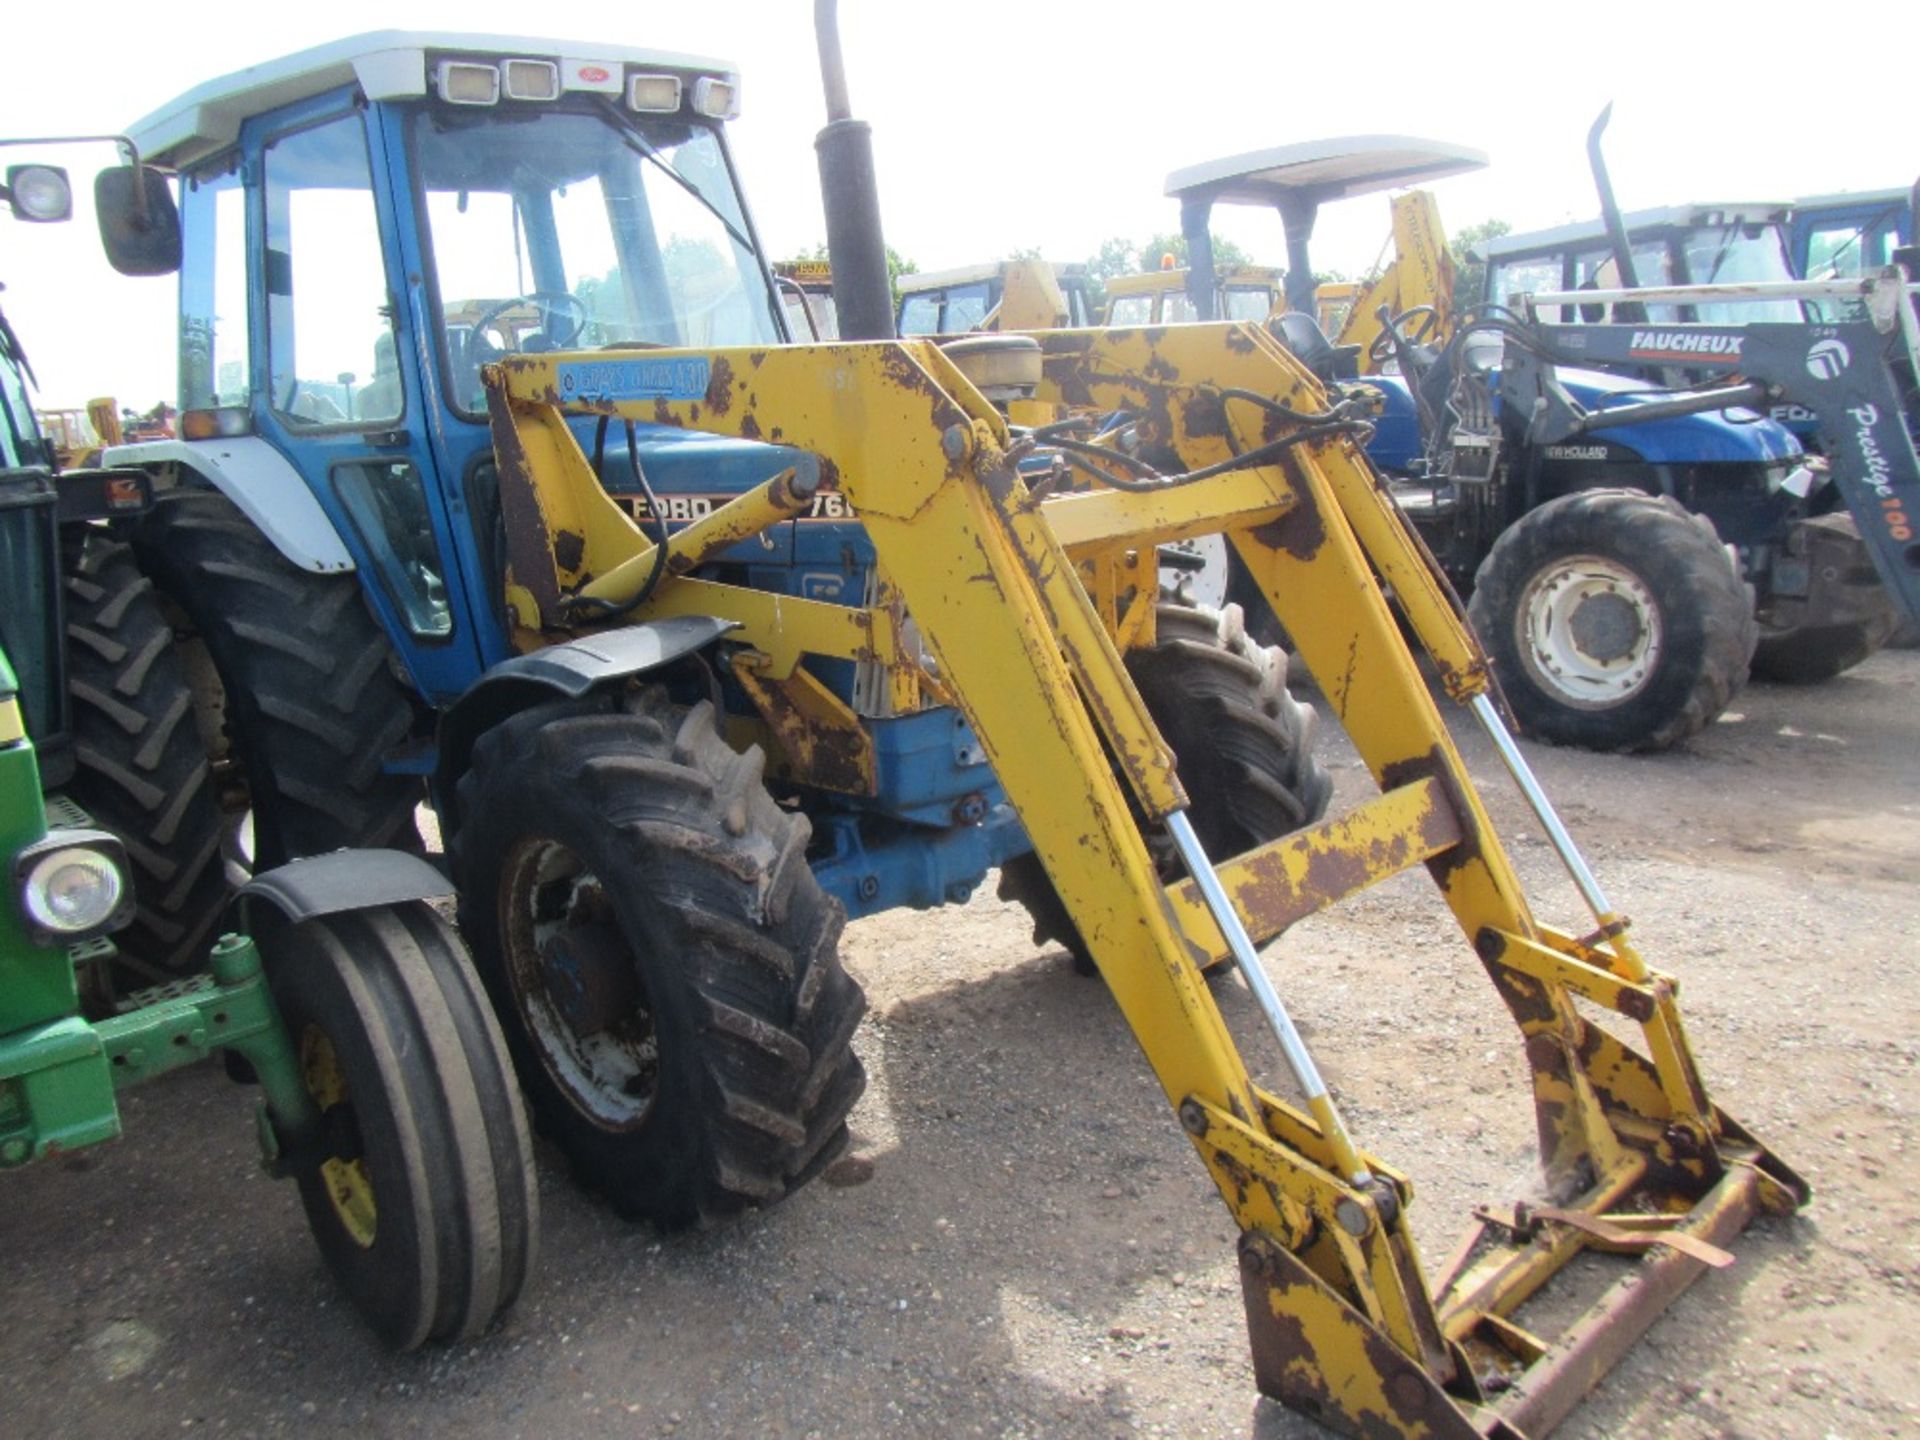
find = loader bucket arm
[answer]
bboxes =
[482,327,1802,1439]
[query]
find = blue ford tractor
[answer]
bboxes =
[85,29,1329,1227]
[50,22,1822,1434]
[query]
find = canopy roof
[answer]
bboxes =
[1166,136,1487,209]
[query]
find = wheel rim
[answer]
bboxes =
[499,836,659,1132]
[300,1026,377,1249]
[1515,554,1663,708]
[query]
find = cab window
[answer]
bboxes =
[179,162,251,412]
[940,281,992,333]
[262,111,402,428]
[899,292,940,336]
[1223,286,1274,322]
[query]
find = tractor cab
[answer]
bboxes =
[1102,262,1282,327]
[1483,203,1805,324]
[1164,135,1485,375]
[772,258,839,339]
[103,32,792,703]
[894,259,1094,336]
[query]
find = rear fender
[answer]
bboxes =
[101,438,352,574]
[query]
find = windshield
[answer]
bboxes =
[1680,224,1801,323]
[411,104,781,413]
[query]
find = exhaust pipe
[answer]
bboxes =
[813,0,896,340]
[1586,104,1646,324]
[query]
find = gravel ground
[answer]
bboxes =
[3,652,1915,1440]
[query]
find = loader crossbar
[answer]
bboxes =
[481,321,1803,1439]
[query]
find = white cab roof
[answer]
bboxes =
[1484,204,1791,259]
[126,30,738,171]
[1166,136,1487,207]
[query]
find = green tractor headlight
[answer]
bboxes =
[15,830,134,944]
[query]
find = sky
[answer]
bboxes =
[2,0,1916,410]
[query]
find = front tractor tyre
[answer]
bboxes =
[261,902,539,1350]
[450,690,868,1229]
[998,600,1332,975]
[1467,489,1756,753]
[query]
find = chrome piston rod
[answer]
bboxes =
[1469,693,1615,923]
[1165,809,1373,1186]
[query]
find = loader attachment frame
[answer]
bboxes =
[482,322,1803,1439]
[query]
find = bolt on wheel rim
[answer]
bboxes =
[300,1025,377,1249]
[500,836,659,1132]
[1516,554,1662,708]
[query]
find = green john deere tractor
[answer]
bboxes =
[0,155,537,1348]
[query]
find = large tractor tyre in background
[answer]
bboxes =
[1467,489,1756,753]
[1751,620,1893,685]
[62,534,230,991]
[132,490,421,868]
[262,901,538,1350]
[449,689,868,1229]
[999,600,1333,976]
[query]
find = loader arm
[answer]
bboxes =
[483,324,1802,1439]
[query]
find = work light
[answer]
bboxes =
[435,61,500,106]
[691,77,740,120]
[627,74,683,113]
[5,164,72,223]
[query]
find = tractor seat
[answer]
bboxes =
[1270,310,1361,383]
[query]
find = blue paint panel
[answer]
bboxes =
[811,806,1031,920]
[1361,365,1798,471]
[1560,367,1802,464]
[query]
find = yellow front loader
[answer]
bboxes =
[481,312,1802,1437]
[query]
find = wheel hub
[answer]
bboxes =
[1517,555,1662,708]
[1566,590,1642,663]
[500,837,659,1131]
[300,1025,377,1249]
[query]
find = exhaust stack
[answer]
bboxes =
[813,0,896,340]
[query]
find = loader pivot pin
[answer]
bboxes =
[1165,810,1373,1186]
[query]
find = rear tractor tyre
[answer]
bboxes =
[449,689,868,1229]
[1751,621,1890,684]
[998,600,1332,976]
[262,901,538,1350]
[62,533,229,988]
[1467,490,1755,753]
[132,489,421,868]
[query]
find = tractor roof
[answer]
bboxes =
[1787,186,1910,215]
[125,31,739,172]
[1483,203,1792,259]
[1165,137,1487,209]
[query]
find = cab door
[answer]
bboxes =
[246,93,488,703]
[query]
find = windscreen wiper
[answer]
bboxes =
[596,102,755,255]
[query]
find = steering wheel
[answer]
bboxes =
[467,292,590,361]
[1368,304,1440,367]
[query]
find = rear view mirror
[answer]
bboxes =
[95,165,180,276]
